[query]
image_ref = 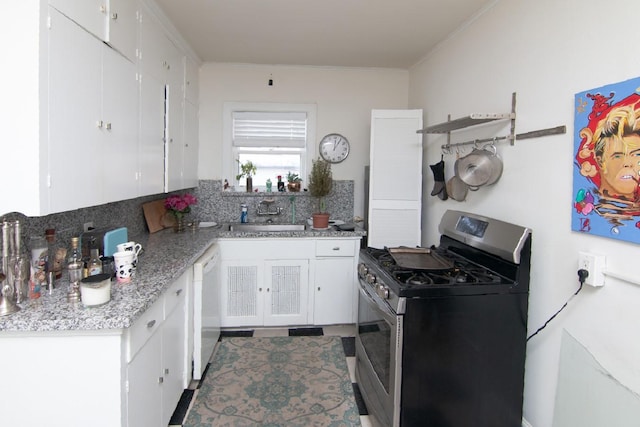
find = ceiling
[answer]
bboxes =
[153,0,495,68]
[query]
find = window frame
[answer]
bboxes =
[223,102,317,190]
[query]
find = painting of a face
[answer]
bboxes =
[596,135,640,198]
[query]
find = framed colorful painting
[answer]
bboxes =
[573,76,640,242]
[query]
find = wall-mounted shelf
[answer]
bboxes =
[417,113,515,134]
[417,92,566,151]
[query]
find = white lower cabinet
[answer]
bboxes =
[219,237,360,328]
[126,271,189,427]
[221,258,309,327]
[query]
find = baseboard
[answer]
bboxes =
[522,418,533,427]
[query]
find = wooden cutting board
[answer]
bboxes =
[142,199,176,233]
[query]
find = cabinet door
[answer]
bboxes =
[264,260,309,326]
[49,0,106,41]
[127,329,162,427]
[162,302,186,426]
[165,39,185,192]
[314,258,355,325]
[106,0,138,62]
[139,74,166,196]
[139,6,169,83]
[368,109,423,249]
[102,45,139,203]
[182,100,199,189]
[221,261,263,327]
[48,8,103,212]
[184,56,199,104]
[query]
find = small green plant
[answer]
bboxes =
[286,171,302,183]
[307,159,333,212]
[235,160,257,181]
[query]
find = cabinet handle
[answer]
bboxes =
[333,247,340,251]
[147,319,156,329]
[96,120,103,129]
[266,288,270,292]
[318,287,321,291]
[99,5,106,14]
[175,289,183,296]
[111,12,118,20]
[105,122,112,130]
[258,287,262,292]
[164,368,170,375]
[158,376,163,384]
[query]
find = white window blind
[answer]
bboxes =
[232,111,307,148]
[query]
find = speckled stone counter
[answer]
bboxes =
[0,224,365,333]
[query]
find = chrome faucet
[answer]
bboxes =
[256,199,282,216]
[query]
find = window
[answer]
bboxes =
[223,103,316,190]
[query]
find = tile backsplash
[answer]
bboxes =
[2,180,354,247]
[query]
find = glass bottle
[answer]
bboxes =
[67,237,83,302]
[87,248,102,276]
[277,175,285,192]
[29,236,47,299]
[266,178,272,192]
[45,228,64,281]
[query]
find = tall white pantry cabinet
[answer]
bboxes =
[367,109,423,248]
[0,1,199,216]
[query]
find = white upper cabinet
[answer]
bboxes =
[48,8,138,212]
[48,0,137,62]
[184,56,199,104]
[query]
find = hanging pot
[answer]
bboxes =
[445,175,469,202]
[455,144,503,187]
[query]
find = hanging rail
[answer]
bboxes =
[440,125,566,152]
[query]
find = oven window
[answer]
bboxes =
[358,296,392,393]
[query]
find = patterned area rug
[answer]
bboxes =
[184,336,361,427]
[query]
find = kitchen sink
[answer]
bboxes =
[227,223,307,232]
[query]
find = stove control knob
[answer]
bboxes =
[357,263,368,278]
[365,273,377,285]
[376,284,390,299]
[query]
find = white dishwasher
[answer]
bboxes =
[193,243,221,380]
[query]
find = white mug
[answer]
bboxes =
[113,251,135,283]
[116,241,142,258]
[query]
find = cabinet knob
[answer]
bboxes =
[176,289,183,296]
[266,288,270,292]
[164,368,170,375]
[258,287,262,292]
[96,120,103,129]
[158,376,163,384]
[147,319,156,329]
[111,12,118,20]
[105,122,112,130]
[318,287,321,291]
[99,5,106,14]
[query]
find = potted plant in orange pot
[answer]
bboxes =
[307,158,333,229]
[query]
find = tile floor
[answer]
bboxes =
[170,324,373,427]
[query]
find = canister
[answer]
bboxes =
[80,273,111,307]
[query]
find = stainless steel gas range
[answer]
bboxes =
[355,210,532,427]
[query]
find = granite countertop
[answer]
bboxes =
[0,224,365,333]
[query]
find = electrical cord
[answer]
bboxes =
[526,269,588,342]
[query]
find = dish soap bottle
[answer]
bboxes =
[240,204,248,223]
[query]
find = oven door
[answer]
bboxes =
[355,280,402,427]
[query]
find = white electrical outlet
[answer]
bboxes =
[578,251,606,287]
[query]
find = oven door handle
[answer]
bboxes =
[359,282,397,325]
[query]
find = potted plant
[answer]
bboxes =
[286,171,302,192]
[307,158,333,229]
[235,160,257,192]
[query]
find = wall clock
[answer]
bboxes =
[319,133,350,163]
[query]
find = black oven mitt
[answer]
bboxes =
[429,158,448,200]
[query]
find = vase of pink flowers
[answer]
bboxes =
[165,193,197,232]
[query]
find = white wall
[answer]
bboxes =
[198,63,409,218]
[409,1,640,426]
